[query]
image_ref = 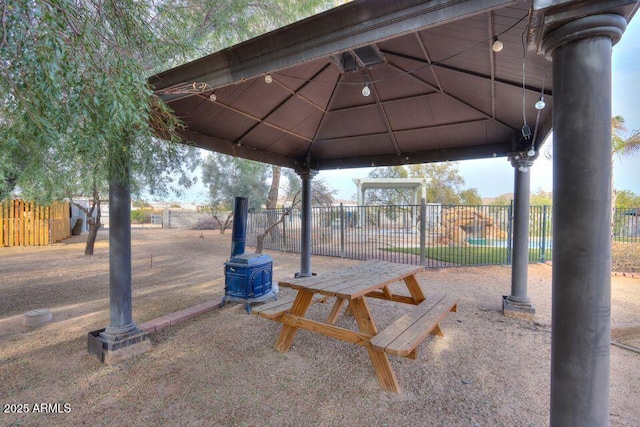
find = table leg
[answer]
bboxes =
[404,274,425,304]
[326,298,346,325]
[349,297,400,393]
[382,286,393,299]
[274,290,314,353]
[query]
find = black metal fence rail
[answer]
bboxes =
[246,204,639,268]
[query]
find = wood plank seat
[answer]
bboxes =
[370,294,458,357]
[252,291,327,319]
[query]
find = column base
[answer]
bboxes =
[294,272,316,278]
[502,295,536,321]
[88,327,151,364]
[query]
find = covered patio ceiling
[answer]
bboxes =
[150,0,553,171]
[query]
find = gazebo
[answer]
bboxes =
[353,178,430,228]
[95,1,638,425]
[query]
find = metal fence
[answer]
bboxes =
[614,208,640,243]
[246,204,639,268]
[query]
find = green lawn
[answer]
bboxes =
[383,246,552,265]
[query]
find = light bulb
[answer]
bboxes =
[527,148,536,157]
[519,166,529,173]
[492,36,503,53]
[209,93,217,101]
[535,96,546,110]
[362,84,371,97]
[264,74,273,84]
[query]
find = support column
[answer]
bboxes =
[542,14,626,426]
[297,168,317,277]
[503,156,535,320]
[104,177,136,336]
[88,145,150,364]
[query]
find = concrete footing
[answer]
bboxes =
[502,295,536,321]
[23,309,53,326]
[88,328,150,364]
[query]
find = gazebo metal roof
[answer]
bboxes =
[150,0,552,171]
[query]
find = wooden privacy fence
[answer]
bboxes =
[0,199,71,247]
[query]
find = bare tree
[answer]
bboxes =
[266,165,282,209]
[255,192,300,253]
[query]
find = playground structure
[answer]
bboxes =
[438,206,508,247]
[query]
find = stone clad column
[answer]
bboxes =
[542,14,627,426]
[503,155,535,320]
[297,168,317,277]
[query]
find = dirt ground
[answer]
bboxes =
[1,229,639,426]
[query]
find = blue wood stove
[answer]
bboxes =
[220,197,277,313]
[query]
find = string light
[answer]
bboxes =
[535,96,545,110]
[362,82,371,97]
[527,147,536,157]
[209,93,217,101]
[264,74,273,84]
[492,36,504,53]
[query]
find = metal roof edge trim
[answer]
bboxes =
[150,0,520,94]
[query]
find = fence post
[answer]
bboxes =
[506,200,514,265]
[340,203,345,258]
[540,205,548,263]
[281,208,287,250]
[419,198,426,266]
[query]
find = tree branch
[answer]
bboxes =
[255,191,300,253]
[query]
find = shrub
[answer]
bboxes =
[131,210,146,224]
[611,242,640,273]
[192,217,221,230]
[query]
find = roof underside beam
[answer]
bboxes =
[195,94,312,143]
[314,141,514,170]
[178,129,302,169]
[385,61,516,131]
[314,118,490,144]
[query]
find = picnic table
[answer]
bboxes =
[252,260,458,393]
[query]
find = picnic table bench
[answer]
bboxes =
[252,260,458,393]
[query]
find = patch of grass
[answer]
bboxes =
[383,246,552,265]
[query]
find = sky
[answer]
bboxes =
[178,13,640,204]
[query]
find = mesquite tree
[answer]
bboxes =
[1,0,334,254]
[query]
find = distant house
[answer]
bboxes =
[620,208,639,237]
[70,198,110,232]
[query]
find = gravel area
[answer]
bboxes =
[0,229,639,426]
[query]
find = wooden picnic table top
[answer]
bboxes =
[278,260,424,300]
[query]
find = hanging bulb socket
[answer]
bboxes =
[522,124,532,140]
[492,36,503,53]
[535,96,546,110]
[362,83,371,97]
